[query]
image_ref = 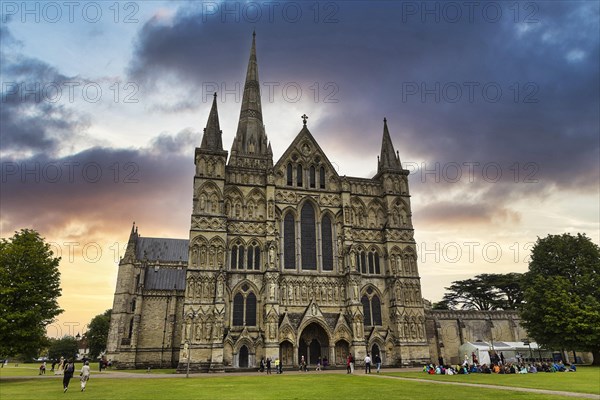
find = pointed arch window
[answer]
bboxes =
[231,245,238,269]
[309,166,316,188]
[319,167,326,189]
[287,163,293,186]
[233,293,244,326]
[246,292,257,326]
[297,164,303,187]
[362,289,382,326]
[321,215,333,271]
[359,249,381,275]
[284,213,296,269]
[233,287,256,327]
[301,202,317,270]
[238,246,245,269]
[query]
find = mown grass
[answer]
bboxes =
[0,373,595,400]
[386,366,600,395]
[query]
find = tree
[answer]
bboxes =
[87,309,111,359]
[440,273,524,311]
[521,233,600,365]
[48,336,78,361]
[0,229,63,357]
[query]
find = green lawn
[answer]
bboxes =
[0,373,595,400]
[123,368,177,374]
[386,366,600,395]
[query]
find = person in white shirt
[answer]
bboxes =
[364,353,372,374]
[80,361,91,392]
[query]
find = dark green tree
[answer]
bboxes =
[484,273,525,310]
[441,273,524,311]
[441,277,499,310]
[87,309,111,359]
[48,336,78,361]
[521,233,600,365]
[0,229,62,357]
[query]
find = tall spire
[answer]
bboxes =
[378,118,402,173]
[229,31,271,166]
[200,92,223,150]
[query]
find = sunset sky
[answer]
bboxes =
[1,1,598,338]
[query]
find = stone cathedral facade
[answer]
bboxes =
[106,34,431,371]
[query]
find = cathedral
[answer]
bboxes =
[105,33,431,371]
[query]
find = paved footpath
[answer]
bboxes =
[2,367,598,399]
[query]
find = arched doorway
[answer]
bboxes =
[298,322,329,365]
[239,345,249,368]
[371,343,380,358]
[280,341,293,366]
[335,340,350,366]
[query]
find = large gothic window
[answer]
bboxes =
[372,295,382,325]
[246,292,257,326]
[361,295,371,327]
[309,166,316,188]
[233,293,244,326]
[321,215,333,271]
[232,286,257,327]
[362,288,382,326]
[301,203,317,270]
[284,213,296,269]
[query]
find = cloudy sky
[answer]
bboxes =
[1,1,598,337]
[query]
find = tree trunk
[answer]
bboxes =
[592,349,600,366]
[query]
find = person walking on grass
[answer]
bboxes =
[374,353,381,373]
[62,359,75,393]
[80,361,91,392]
[364,353,371,374]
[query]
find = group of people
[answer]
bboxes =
[40,357,92,392]
[424,354,577,376]
[345,353,382,374]
[259,357,283,374]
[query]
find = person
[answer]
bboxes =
[259,357,265,373]
[62,359,75,393]
[51,360,56,372]
[80,361,91,392]
[266,357,271,375]
[346,354,351,374]
[315,357,321,371]
[500,352,505,365]
[299,355,306,372]
[349,353,354,374]
[364,353,371,374]
[374,353,382,373]
[472,351,478,365]
[274,358,280,374]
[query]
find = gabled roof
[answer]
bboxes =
[273,125,340,179]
